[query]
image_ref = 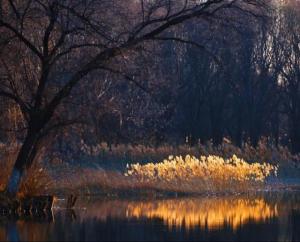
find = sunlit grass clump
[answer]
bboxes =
[125,155,278,192]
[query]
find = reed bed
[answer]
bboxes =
[0,139,296,196]
[125,155,278,193]
[81,138,300,168]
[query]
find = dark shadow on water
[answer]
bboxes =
[1,192,300,241]
[291,209,300,241]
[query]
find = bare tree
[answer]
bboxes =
[275,1,300,153]
[0,0,268,197]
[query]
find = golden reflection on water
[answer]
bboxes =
[2,194,300,241]
[125,198,278,230]
[75,196,278,230]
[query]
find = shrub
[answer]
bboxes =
[125,155,278,193]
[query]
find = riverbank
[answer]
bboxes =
[1,141,300,198]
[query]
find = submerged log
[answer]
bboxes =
[66,194,77,209]
[0,194,54,218]
[0,194,19,215]
[19,196,54,212]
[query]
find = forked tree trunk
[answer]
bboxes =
[6,129,40,197]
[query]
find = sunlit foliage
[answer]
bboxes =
[0,145,280,196]
[125,155,278,192]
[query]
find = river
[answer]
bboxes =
[1,191,300,241]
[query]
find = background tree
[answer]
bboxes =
[277,1,300,153]
[0,0,268,197]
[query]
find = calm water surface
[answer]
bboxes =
[1,192,300,241]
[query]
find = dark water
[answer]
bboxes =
[1,192,300,241]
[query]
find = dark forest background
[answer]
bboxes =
[1,0,300,159]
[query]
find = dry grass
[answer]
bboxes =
[125,155,277,193]
[0,138,297,196]
[17,144,54,197]
[81,138,300,168]
[17,163,53,198]
[0,142,132,196]
[0,143,52,197]
[45,163,133,195]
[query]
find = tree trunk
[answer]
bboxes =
[6,130,40,197]
[290,120,300,154]
[209,102,224,146]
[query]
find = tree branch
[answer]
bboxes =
[0,20,43,60]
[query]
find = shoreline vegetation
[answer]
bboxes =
[1,139,299,198]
